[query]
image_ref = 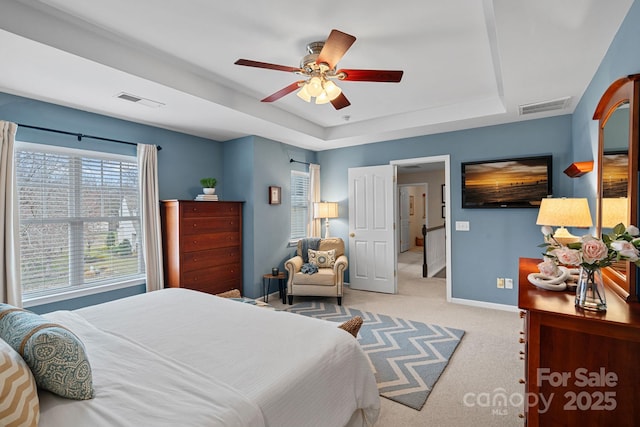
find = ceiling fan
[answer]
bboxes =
[234,29,404,110]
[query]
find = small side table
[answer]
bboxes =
[262,272,287,304]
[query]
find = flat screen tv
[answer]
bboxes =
[461,155,552,208]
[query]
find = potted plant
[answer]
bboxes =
[200,177,217,195]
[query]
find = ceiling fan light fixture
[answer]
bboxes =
[315,91,331,104]
[306,76,324,97]
[296,84,311,102]
[323,80,342,101]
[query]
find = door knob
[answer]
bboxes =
[350,233,355,237]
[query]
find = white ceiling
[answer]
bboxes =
[0,0,634,151]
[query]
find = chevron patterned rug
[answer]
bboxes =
[285,302,464,410]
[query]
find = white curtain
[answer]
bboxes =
[0,121,21,306]
[137,144,164,292]
[308,163,321,237]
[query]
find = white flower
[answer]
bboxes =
[540,225,554,236]
[626,225,640,236]
[610,240,640,261]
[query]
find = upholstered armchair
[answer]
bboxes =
[285,238,348,306]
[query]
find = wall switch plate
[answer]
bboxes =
[455,221,470,231]
[497,278,505,288]
[505,278,513,289]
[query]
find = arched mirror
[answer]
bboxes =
[594,73,640,302]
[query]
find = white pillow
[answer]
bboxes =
[308,249,336,268]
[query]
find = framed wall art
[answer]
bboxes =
[269,186,281,205]
[461,155,552,208]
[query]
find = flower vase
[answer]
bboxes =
[575,266,607,311]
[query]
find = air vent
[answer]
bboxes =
[519,96,571,115]
[116,92,165,108]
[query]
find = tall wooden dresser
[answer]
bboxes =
[518,258,640,426]
[160,200,243,295]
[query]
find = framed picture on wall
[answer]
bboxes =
[269,186,281,205]
[461,155,552,208]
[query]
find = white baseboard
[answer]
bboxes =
[450,297,520,313]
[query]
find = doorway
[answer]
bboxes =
[392,156,451,301]
[398,183,428,253]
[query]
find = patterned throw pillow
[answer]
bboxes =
[0,304,94,400]
[308,249,336,268]
[0,338,39,427]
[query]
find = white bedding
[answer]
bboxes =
[41,288,380,427]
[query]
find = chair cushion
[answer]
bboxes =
[318,238,345,257]
[293,268,336,286]
[308,249,336,268]
[298,238,344,258]
[0,338,39,427]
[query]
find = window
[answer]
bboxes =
[290,170,309,242]
[15,142,144,300]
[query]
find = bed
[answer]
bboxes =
[33,288,380,426]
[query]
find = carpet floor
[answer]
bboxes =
[285,302,464,410]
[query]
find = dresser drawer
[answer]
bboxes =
[181,263,241,288]
[182,232,240,252]
[181,202,240,218]
[181,217,240,235]
[181,246,241,272]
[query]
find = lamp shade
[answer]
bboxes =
[601,197,628,228]
[314,202,339,219]
[536,198,593,227]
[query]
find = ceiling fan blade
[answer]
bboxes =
[316,29,356,69]
[331,92,351,110]
[235,59,302,73]
[337,69,404,82]
[261,81,303,102]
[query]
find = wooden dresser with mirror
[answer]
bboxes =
[518,75,640,426]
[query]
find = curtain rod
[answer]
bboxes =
[289,159,310,166]
[17,123,162,151]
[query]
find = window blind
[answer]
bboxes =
[290,170,309,241]
[15,142,145,297]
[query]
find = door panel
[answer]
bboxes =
[348,165,396,293]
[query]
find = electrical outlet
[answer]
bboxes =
[505,278,513,289]
[497,278,505,289]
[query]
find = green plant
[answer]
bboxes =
[200,177,217,188]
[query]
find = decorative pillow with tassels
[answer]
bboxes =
[0,304,94,400]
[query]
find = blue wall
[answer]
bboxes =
[0,92,225,311]
[572,0,640,204]
[319,116,573,305]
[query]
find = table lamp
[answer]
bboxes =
[536,198,593,245]
[314,202,339,239]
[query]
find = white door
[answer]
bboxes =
[399,187,410,252]
[348,165,397,294]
